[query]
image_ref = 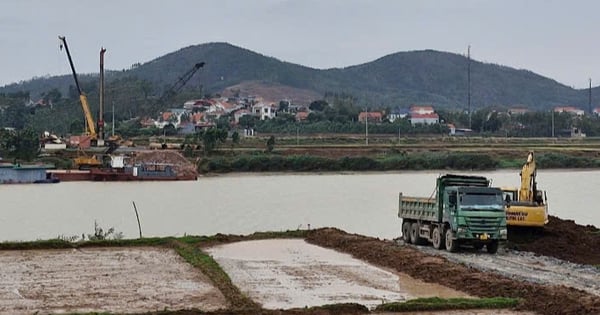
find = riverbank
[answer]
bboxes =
[197,151,600,174]
[1,217,598,315]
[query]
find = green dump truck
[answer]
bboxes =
[399,174,507,253]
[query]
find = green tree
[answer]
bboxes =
[6,128,39,161]
[231,130,240,145]
[309,100,328,111]
[201,128,227,154]
[266,135,275,153]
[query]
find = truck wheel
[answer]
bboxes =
[410,223,424,245]
[432,227,445,250]
[486,241,499,254]
[402,221,412,243]
[445,229,458,252]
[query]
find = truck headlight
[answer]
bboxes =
[499,228,507,237]
[457,227,467,234]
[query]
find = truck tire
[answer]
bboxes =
[402,221,412,243]
[410,223,425,245]
[486,240,499,254]
[445,229,459,252]
[432,227,445,249]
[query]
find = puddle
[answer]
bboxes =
[206,239,469,309]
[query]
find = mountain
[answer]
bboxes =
[1,42,597,110]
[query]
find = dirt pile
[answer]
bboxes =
[131,150,198,178]
[507,215,600,265]
[305,228,600,315]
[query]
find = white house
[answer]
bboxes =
[554,106,585,116]
[409,113,439,125]
[409,105,435,115]
[252,103,277,120]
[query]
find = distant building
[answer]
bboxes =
[409,113,439,125]
[295,111,310,122]
[593,107,600,116]
[388,108,409,122]
[409,105,435,115]
[252,103,277,120]
[358,111,383,123]
[447,124,472,136]
[508,107,530,115]
[554,106,585,116]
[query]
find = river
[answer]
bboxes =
[0,170,598,242]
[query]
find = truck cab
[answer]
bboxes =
[444,185,507,252]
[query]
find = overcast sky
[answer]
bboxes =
[1,0,598,89]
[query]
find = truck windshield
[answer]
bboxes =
[459,192,503,207]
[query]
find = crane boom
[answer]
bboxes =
[58,36,97,139]
[158,62,205,105]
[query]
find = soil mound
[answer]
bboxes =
[131,150,198,178]
[507,215,600,265]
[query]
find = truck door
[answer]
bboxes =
[443,189,457,228]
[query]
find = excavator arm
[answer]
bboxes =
[519,151,536,202]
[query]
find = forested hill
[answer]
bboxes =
[1,42,596,110]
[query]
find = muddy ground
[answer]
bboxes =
[305,228,600,315]
[205,239,470,309]
[0,217,598,315]
[0,247,226,314]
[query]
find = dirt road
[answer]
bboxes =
[415,244,600,297]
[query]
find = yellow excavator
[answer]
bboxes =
[501,151,549,227]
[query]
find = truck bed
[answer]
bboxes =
[398,193,438,222]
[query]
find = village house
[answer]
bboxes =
[252,103,277,120]
[295,111,310,122]
[508,107,530,115]
[554,106,585,116]
[593,107,600,116]
[358,111,383,123]
[408,105,439,125]
[409,113,439,125]
[387,108,408,122]
[409,105,435,115]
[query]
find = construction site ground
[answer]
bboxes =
[0,215,598,315]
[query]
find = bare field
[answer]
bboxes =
[206,239,470,310]
[0,247,226,314]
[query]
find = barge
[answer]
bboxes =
[89,162,197,181]
[1,163,59,184]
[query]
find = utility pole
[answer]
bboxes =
[112,102,115,137]
[589,78,592,115]
[99,47,106,143]
[551,109,555,138]
[468,45,472,130]
[365,107,369,146]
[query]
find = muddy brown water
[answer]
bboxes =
[0,170,598,243]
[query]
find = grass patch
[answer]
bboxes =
[174,241,259,311]
[375,297,520,312]
[0,237,172,250]
[0,229,309,251]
